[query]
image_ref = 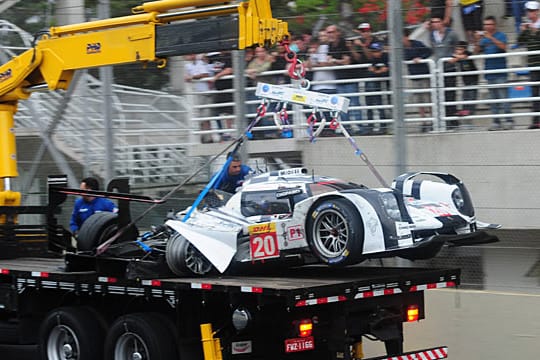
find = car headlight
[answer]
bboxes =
[380,192,402,221]
[452,188,465,211]
[232,307,251,331]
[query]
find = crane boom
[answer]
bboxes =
[0,0,288,216]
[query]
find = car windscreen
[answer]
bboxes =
[241,190,291,217]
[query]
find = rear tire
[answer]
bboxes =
[77,212,137,251]
[104,313,178,360]
[39,306,107,360]
[307,198,364,266]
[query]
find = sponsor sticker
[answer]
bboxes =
[232,340,252,354]
[249,222,279,260]
[86,42,101,54]
[287,225,304,241]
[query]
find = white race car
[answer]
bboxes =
[164,168,499,276]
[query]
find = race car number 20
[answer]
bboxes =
[249,223,279,260]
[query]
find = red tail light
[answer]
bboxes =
[298,319,313,337]
[407,305,419,322]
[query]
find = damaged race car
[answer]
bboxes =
[163,167,500,276]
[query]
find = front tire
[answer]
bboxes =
[166,232,213,276]
[39,306,107,360]
[307,198,364,266]
[104,313,178,360]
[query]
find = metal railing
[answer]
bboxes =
[188,50,539,140]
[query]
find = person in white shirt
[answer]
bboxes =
[185,54,214,143]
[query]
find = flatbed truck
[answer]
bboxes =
[0,255,457,359]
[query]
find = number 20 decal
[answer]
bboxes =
[250,233,279,260]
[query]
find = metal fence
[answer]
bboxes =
[187,49,540,140]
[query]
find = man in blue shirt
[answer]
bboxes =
[474,16,512,130]
[70,177,118,235]
[216,154,252,193]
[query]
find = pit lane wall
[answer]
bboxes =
[298,130,540,229]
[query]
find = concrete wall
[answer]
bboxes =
[362,288,540,359]
[299,130,540,229]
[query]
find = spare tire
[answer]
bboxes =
[77,212,137,251]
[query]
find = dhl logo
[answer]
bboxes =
[86,42,101,54]
[291,94,306,103]
[248,222,276,234]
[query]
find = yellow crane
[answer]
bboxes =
[0,0,288,220]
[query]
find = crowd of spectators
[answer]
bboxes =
[185,1,540,142]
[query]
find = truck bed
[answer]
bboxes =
[0,257,460,307]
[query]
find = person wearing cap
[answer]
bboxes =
[474,16,513,131]
[365,42,389,135]
[518,1,540,129]
[353,23,381,61]
[429,15,460,129]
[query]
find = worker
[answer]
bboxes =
[216,154,252,193]
[69,177,118,236]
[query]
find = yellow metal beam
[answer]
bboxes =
[200,323,223,360]
[132,0,230,14]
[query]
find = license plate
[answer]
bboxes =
[284,336,315,353]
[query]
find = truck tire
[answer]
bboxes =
[39,306,107,360]
[104,313,178,360]
[77,212,137,251]
[166,232,213,276]
[307,198,364,266]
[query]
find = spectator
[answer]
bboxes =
[507,1,527,35]
[430,0,453,27]
[216,154,252,193]
[245,47,275,139]
[307,30,337,95]
[449,41,478,129]
[429,15,460,129]
[459,0,484,45]
[353,22,382,61]
[403,28,433,132]
[474,16,513,130]
[326,25,360,134]
[211,51,234,140]
[306,32,337,136]
[517,1,540,129]
[350,23,380,135]
[70,177,118,236]
[365,42,389,135]
[184,53,214,143]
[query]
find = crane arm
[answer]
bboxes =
[0,0,288,216]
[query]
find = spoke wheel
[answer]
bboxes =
[307,198,364,266]
[312,208,350,258]
[166,232,213,276]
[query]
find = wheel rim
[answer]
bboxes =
[47,325,80,360]
[185,243,213,275]
[114,332,150,360]
[312,208,350,258]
